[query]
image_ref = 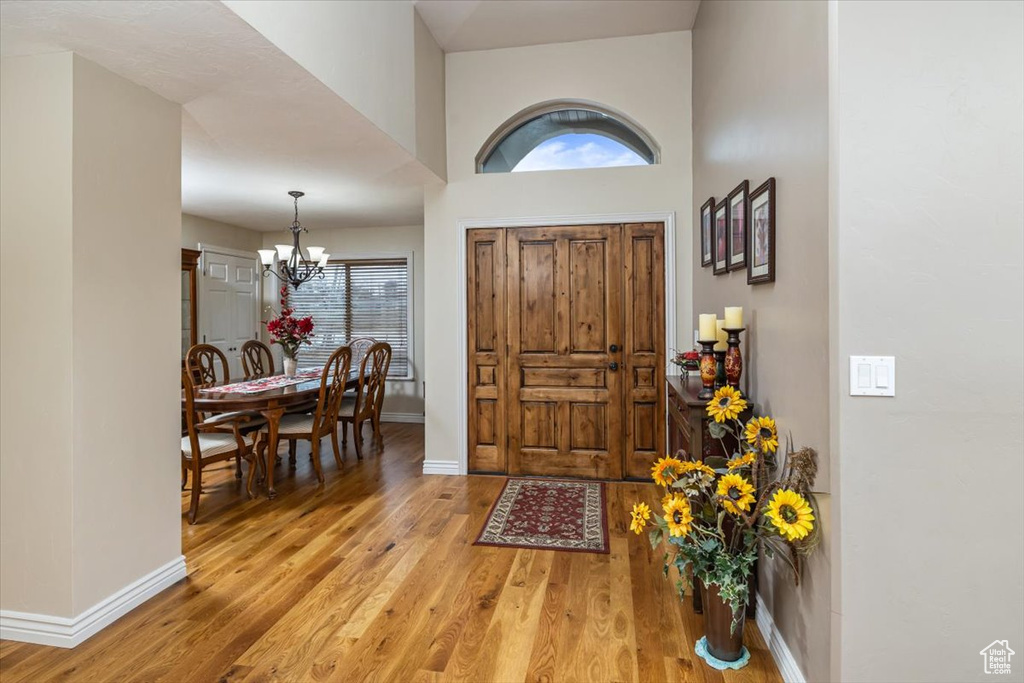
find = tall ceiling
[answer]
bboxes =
[1,0,699,231]
[415,0,700,53]
[0,0,436,231]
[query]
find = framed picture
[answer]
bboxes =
[700,197,715,267]
[747,177,776,284]
[713,198,729,275]
[727,180,749,271]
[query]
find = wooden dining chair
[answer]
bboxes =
[257,345,352,483]
[185,342,256,481]
[181,369,262,524]
[240,339,307,467]
[348,337,376,369]
[369,343,391,441]
[338,342,391,459]
[241,340,274,379]
[186,343,229,385]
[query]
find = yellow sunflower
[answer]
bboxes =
[727,452,756,471]
[662,495,693,538]
[765,489,815,541]
[745,416,779,453]
[716,473,756,515]
[679,460,716,477]
[629,502,652,535]
[651,457,684,486]
[706,386,748,423]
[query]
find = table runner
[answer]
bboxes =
[199,368,323,394]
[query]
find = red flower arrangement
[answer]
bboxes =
[672,349,701,371]
[265,285,314,360]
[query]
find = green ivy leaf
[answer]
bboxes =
[705,456,728,470]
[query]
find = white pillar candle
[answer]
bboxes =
[724,306,744,329]
[698,314,718,342]
[715,320,728,351]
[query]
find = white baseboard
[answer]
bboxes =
[755,593,806,683]
[422,459,461,476]
[380,412,424,424]
[0,555,187,648]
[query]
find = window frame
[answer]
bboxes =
[475,99,661,174]
[286,251,415,382]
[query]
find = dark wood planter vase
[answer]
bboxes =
[703,582,746,662]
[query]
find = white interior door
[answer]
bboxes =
[201,250,259,380]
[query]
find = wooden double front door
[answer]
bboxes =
[468,223,665,480]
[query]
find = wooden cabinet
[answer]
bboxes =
[666,374,733,462]
[182,248,200,363]
[666,374,757,618]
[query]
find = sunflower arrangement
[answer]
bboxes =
[628,386,819,633]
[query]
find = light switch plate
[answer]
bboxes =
[849,356,896,396]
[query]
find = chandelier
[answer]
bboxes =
[257,191,329,289]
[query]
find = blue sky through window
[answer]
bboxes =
[511,133,648,172]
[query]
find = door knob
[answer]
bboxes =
[609,361,619,371]
[610,344,619,353]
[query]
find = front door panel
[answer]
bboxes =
[507,226,623,479]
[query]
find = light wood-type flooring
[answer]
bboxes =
[0,424,782,683]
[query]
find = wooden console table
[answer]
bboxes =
[666,374,757,618]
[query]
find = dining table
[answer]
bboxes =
[186,368,365,498]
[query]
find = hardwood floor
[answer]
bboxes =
[0,424,782,683]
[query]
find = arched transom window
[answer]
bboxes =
[476,100,660,174]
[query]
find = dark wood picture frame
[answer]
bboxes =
[700,197,715,267]
[726,180,749,271]
[712,199,729,275]
[747,177,776,284]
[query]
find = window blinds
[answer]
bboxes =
[287,258,409,378]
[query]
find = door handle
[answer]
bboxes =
[610,344,619,353]
[609,361,619,371]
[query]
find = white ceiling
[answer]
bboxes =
[415,0,700,53]
[1,0,700,231]
[0,0,437,231]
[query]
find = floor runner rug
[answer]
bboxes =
[474,477,609,554]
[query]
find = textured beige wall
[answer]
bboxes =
[424,31,693,467]
[70,55,182,613]
[831,2,1024,681]
[0,53,181,619]
[0,52,76,617]
[181,213,261,252]
[261,225,425,417]
[692,2,831,680]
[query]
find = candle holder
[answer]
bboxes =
[697,340,717,400]
[723,327,746,392]
[713,350,727,389]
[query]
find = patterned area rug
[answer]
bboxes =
[474,478,609,554]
